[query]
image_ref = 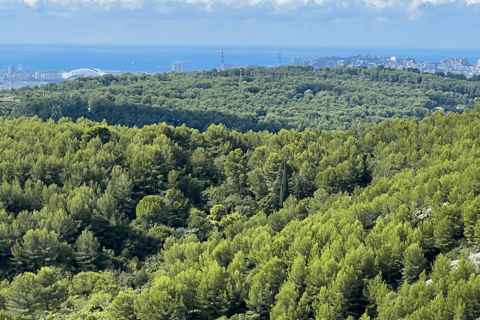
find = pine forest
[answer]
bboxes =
[0,66,480,319]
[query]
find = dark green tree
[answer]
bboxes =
[11,229,70,272]
[74,229,101,271]
[401,243,427,284]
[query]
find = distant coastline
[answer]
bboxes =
[2,52,480,90]
[0,44,479,73]
[291,55,480,78]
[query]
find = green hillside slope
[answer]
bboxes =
[7,65,480,132]
[1,107,480,319]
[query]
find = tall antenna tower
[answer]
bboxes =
[221,50,225,71]
[278,52,282,67]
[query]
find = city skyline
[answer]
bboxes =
[2,52,480,90]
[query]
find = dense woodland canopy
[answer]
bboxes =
[1,104,480,319]
[4,65,480,132]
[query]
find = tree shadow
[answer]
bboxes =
[85,104,289,133]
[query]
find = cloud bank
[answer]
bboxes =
[0,0,474,16]
[0,0,476,23]
[0,0,478,46]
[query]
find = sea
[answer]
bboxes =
[0,44,479,73]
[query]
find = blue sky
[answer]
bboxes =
[1,0,479,47]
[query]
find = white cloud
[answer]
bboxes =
[23,0,41,6]
[375,15,397,22]
[406,0,456,19]
[364,0,396,9]
[19,0,146,9]
[8,0,340,9]
[3,0,479,17]
[83,0,145,9]
[408,0,456,10]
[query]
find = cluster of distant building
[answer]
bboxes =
[0,67,126,90]
[213,51,480,78]
[291,55,480,77]
[0,64,65,90]
[3,53,480,91]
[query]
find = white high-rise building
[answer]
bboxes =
[172,61,183,72]
[8,65,16,74]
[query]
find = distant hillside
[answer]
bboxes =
[6,65,480,132]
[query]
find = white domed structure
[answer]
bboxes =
[62,68,122,80]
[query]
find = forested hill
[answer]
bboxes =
[5,65,480,132]
[2,108,480,319]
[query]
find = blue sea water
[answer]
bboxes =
[0,44,478,73]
